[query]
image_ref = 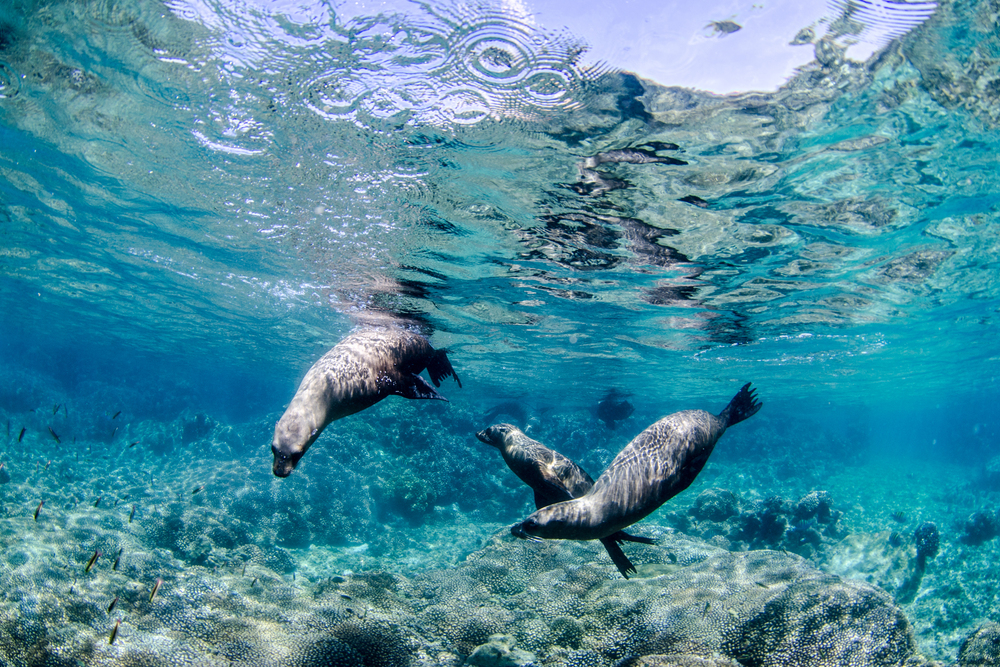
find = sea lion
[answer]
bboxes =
[512,383,761,541]
[271,327,461,477]
[595,388,635,429]
[477,423,654,578]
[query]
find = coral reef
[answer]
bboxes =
[0,373,990,666]
[956,622,1000,667]
[0,514,935,667]
[959,511,999,546]
[669,488,844,558]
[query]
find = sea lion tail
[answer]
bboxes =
[427,349,462,388]
[719,382,763,427]
[599,536,637,579]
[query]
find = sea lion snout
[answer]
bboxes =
[476,423,515,446]
[271,445,303,477]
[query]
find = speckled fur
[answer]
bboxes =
[477,423,594,506]
[521,410,726,540]
[272,327,458,477]
[515,385,761,541]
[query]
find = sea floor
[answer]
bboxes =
[1,395,998,665]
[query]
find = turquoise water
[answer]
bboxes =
[2,0,1000,665]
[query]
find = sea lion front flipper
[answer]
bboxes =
[599,536,637,579]
[426,349,462,388]
[610,530,656,545]
[392,374,449,401]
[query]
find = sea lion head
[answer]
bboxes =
[271,413,319,477]
[475,423,518,449]
[511,500,593,541]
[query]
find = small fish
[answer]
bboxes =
[756,581,768,588]
[192,485,205,495]
[107,595,119,614]
[109,618,121,645]
[85,549,102,573]
[53,404,60,415]
[18,427,25,443]
[112,411,121,420]
[127,441,138,448]
[889,531,904,547]
[44,460,51,470]
[702,601,711,617]
[47,426,60,443]
[241,563,247,576]
[149,578,162,602]
[0,463,4,474]
[34,499,44,521]
[113,547,123,571]
[251,577,258,588]
[94,496,102,508]
[114,498,120,507]
[891,510,907,523]
[128,505,136,523]
[111,426,118,439]
[339,593,352,601]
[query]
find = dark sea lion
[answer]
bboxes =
[595,388,635,429]
[512,383,762,541]
[271,327,461,477]
[477,423,654,578]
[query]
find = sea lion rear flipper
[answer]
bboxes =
[393,374,448,401]
[599,536,637,579]
[611,530,656,545]
[427,349,462,388]
[718,382,763,427]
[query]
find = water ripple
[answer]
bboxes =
[168,0,599,128]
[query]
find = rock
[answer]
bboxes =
[822,531,924,602]
[466,634,536,667]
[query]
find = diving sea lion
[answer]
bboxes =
[477,423,654,578]
[271,327,461,477]
[512,383,761,541]
[595,388,635,429]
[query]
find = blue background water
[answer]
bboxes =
[2,0,1000,663]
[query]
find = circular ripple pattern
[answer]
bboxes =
[431,8,590,120]
[272,1,599,128]
[0,61,21,100]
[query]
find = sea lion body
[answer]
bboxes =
[513,383,761,541]
[272,328,460,477]
[477,423,593,507]
[477,423,655,578]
